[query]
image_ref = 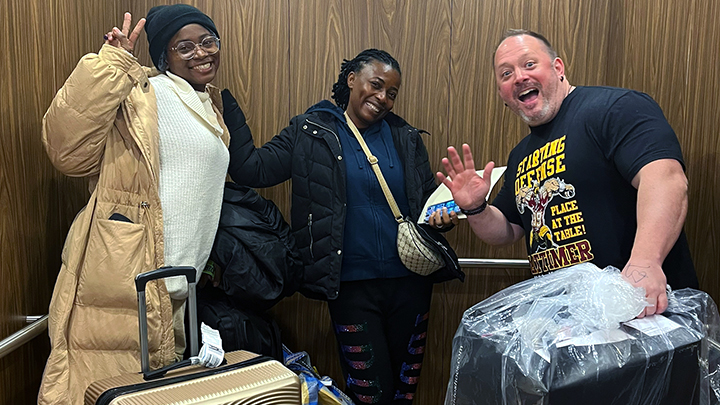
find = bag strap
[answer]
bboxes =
[343,111,404,224]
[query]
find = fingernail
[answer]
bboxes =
[103,34,108,40]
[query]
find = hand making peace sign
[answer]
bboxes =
[104,12,146,55]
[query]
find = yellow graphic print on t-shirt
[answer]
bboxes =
[514,135,595,275]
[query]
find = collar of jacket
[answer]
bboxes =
[156,71,225,137]
[304,109,429,135]
[384,111,430,136]
[143,66,224,113]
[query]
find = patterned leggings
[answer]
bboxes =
[328,275,434,405]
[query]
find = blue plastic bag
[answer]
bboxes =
[283,345,354,405]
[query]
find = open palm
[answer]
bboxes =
[436,144,493,210]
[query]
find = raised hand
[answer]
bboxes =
[436,144,494,211]
[104,12,146,55]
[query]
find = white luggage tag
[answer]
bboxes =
[189,322,225,368]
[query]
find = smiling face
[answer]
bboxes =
[494,35,567,126]
[345,61,401,129]
[166,24,220,91]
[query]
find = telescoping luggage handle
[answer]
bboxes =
[135,266,199,379]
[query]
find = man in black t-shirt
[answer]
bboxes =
[437,29,697,319]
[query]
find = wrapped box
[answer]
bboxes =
[445,264,720,405]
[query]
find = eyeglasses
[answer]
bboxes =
[170,37,221,60]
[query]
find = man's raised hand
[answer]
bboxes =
[436,144,494,211]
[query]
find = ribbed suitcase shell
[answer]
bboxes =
[84,267,301,405]
[85,351,301,404]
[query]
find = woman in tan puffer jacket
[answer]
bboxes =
[38,6,230,404]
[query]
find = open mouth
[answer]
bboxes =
[365,101,381,114]
[192,62,212,71]
[518,88,539,102]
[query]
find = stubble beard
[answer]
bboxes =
[519,101,552,126]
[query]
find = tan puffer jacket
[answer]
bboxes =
[38,44,229,404]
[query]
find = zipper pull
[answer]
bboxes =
[138,201,150,222]
[307,213,314,259]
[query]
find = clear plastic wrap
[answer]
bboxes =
[445,263,720,405]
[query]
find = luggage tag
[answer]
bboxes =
[623,315,684,337]
[189,323,225,368]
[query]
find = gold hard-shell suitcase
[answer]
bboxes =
[84,267,301,404]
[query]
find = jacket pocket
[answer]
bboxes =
[76,218,147,310]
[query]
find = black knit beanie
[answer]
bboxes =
[144,4,219,68]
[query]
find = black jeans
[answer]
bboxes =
[328,275,434,404]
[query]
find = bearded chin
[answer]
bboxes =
[520,102,552,126]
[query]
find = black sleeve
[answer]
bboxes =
[416,137,438,206]
[222,89,295,187]
[596,91,685,183]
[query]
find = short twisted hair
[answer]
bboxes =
[331,49,401,110]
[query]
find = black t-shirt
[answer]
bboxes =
[493,86,697,289]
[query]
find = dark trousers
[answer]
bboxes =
[327,275,434,404]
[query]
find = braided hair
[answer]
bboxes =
[331,49,401,110]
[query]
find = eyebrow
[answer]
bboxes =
[369,74,401,92]
[175,33,213,44]
[495,52,536,70]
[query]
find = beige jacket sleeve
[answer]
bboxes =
[42,44,147,177]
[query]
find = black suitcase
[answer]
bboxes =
[197,291,283,361]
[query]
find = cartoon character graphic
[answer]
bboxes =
[516,177,575,252]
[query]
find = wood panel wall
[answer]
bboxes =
[0,1,119,403]
[1,0,718,403]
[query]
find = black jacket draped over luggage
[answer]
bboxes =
[209,182,303,310]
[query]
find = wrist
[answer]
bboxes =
[460,200,487,216]
[623,256,665,279]
[628,250,665,268]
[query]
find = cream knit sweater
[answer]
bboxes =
[150,72,229,300]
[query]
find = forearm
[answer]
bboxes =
[623,159,687,317]
[227,121,294,188]
[467,205,524,246]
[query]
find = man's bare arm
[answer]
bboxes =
[623,158,688,318]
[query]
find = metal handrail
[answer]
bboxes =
[0,315,49,360]
[459,258,529,268]
[25,316,45,323]
[0,258,529,360]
